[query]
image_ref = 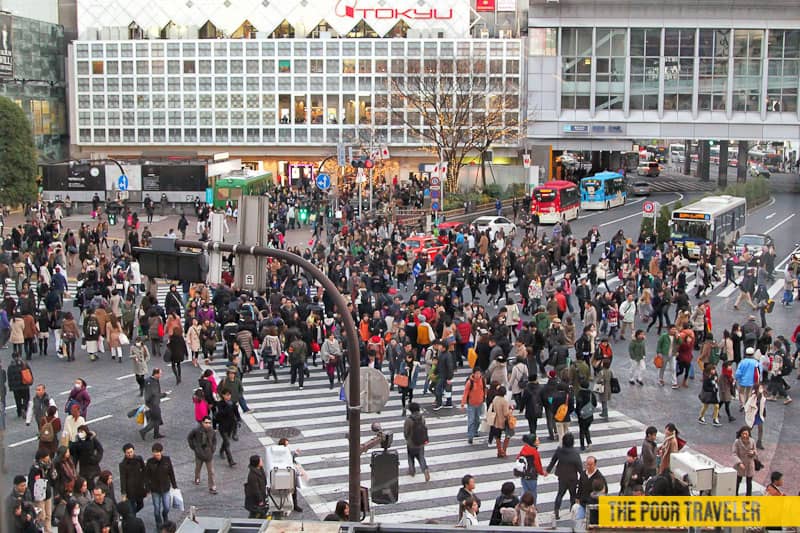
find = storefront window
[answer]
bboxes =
[294,95,307,124]
[343,94,355,125]
[279,95,291,124]
[359,95,371,124]
[327,95,338,124]
[310,95,323,124]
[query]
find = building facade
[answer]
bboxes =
[66,0,526,187]
[0,11,68,162]
[527,0,800,159]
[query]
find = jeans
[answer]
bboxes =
[151,491,172,529]
[435,379,452,406]
[521,477,538,504]
[466,404,482,440]
[407,446,428,473]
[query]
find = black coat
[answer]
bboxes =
[519,382,543,419]
[489,494,519,526]
[167,334,188,363]
[69,433,104,486]
[82,497,120,533]
[577,469,608,505]
[118,456,147,501]
[244,466,267,512]
[143,456,176,494]
[6,360,30,392]
[214,400,239,434]
[546,445,582,483]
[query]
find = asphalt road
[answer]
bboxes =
[2,176,798,529]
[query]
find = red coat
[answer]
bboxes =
[456,321,472,346]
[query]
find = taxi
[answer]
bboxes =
[403,235,447,263]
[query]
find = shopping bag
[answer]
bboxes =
[654,354,664,369]
[119,333,130,346]
[170,488,185,511]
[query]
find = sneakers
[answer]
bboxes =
[698,417,707,425]
[712,419,722,427]
[784,397,793,405]
[424,469,431,482]
[629,379,636,385]
[728,416,736,422]
[433,404,444,411]
[636,380,644,386]
[671,384,680,389]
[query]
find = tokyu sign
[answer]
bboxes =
[338,2,454,19]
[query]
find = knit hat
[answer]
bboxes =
[548,370,557,379]
[627,447,638,458]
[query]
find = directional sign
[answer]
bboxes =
[431,201,440,211]
[316,173,331,191]
[117,174,129,191]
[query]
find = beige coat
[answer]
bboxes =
[9,317,24,344]
[107,321,123,348]
[490,395,512,430]
[732,437,757,478]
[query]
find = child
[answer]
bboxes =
[606,304,620,342]
[193,387,210,422]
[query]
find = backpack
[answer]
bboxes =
[410,417,428,447]
[39,418,55,443]
[554,393,569,422]
[416,323,431,346]
[20,366,33,386]
[513,455,537,479]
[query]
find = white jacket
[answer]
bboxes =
[620,300,637,323]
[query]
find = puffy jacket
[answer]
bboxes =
[735,357,759,387]
[461,373,486,407]
[187,424,217,461]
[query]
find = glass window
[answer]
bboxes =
[594,28,626,110]
[663,29,696,112]
[326,95,338,124]
[698,29,730,111]
[732,30,763,112]
[629,28,661,111]
[561,28,593,110]
[767,30,799,112]
[278,60,291,73]
[343,94,355,125]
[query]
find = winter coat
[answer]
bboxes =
[628,338,646,362]
[9,317,24,344]
[735,357,759,387]
[546,445,582,482]
[143,455,177,494]
[244,466,267,512]
[732,437,758,478]
[187,424,218,461]
[508,362,528,396]
[83,496,120,533]
[396,359,421,390]
[69,432,104,484]
[187,324,202,353]
[67,386,91,418]
[118,455,147,501]
[403,411,428,448]
[6,359,30,391]
[167,334,188,363]
[129,342,150,376]
[519,381,543,419]
[490,394,512,430]
[219,376,243,404]
[107,321,123,349]
[486,360,508,388]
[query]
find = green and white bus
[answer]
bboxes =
[212,170,272,209]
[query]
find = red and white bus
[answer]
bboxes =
[531,180,581,224]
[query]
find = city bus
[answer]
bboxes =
[531,180,581,224]
[212,170,273,209]
[669,143,685,163]
[669,195,747,258]
[580,171,627,210]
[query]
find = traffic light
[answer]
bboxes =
[298,207,308,223]
[351,157,374,169]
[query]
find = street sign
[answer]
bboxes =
[642,200,658,218]
[117,174,129,191]
[523,153,531,168]
[430,171,442,211]
[431,201,440,211]
[316,173,331,191]
[337,143,346,167]
[245,274,254,285]
[430,176,441,187]
[343,367,390,413]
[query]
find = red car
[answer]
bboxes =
[435,221,465,245]
[404,236,447,263]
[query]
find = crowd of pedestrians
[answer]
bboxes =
[2,188,799,531]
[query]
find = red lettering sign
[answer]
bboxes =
[338,3,454,20]
[476,0,495,12]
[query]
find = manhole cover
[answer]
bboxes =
[265,427,301,439]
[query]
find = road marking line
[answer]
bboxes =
[765,212,776,220]
[775,246,800,273]
[8,414,113,448]
[765,213,795,235]
[768,279,784,298]
[116,373,136,380]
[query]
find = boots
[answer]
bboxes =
[502,437,510,457]
[496,438,505,458]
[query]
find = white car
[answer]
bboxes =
[472,216,516,239]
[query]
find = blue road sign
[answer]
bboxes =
[316,173,331,191]
[117,174,129,191]
[431,201,440,211]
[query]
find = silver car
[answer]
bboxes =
[630,181,651,196]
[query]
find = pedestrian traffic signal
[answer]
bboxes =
[298,207,308,222]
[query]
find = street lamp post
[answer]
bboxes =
[173,239,364,521]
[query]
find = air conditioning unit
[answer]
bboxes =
[670,452,713,492]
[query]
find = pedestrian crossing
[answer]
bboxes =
[646,179,716,193]
[201,359,732,526]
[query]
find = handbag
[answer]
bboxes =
[506,412,517,430]
[554,394,569,422]
[485,404,497,426]
[119,332,130,346]
[754,458,764,471]
[592,382,605,394]
[654,353,664,369]
[393,374,409,388]
[610,377,621,394]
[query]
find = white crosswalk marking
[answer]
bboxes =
[204,358,741,524]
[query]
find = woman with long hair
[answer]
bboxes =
[658,422,680,474]
[732,426,758,496]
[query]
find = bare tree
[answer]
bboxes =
[391,67,519,192]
